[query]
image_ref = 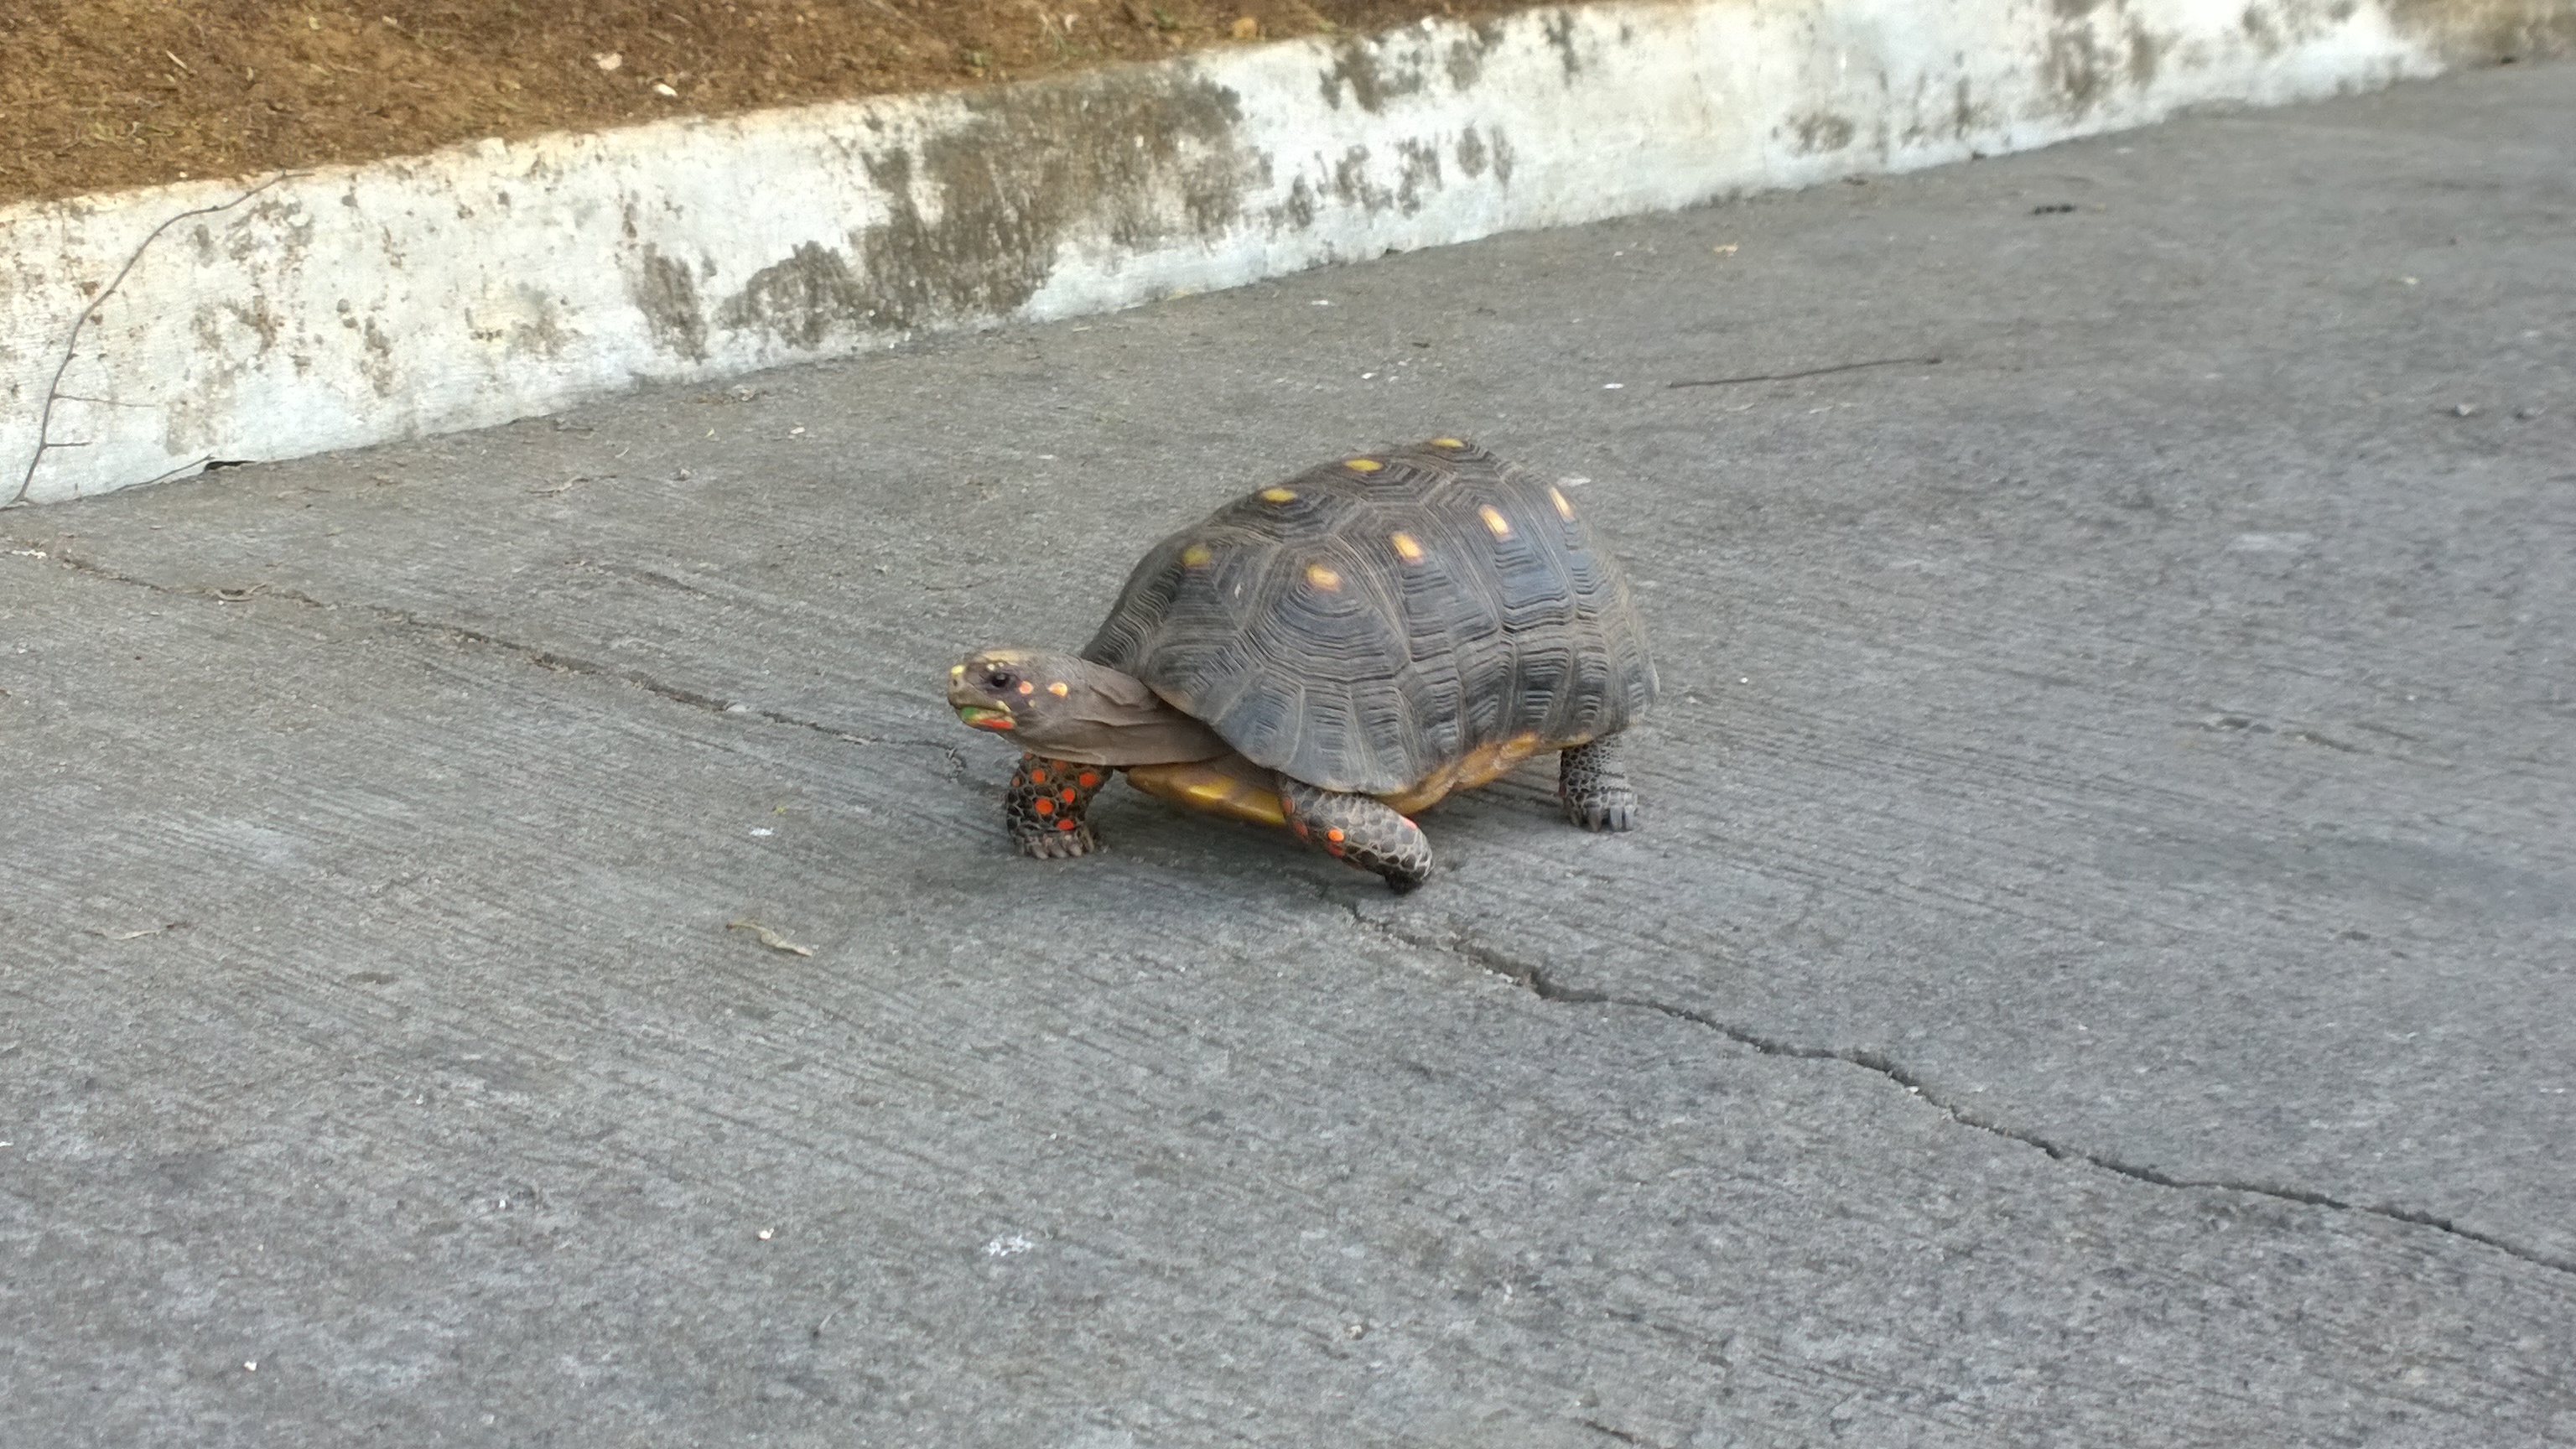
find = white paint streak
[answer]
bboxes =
[1,0,2561,503]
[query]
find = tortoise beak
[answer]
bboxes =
[948,672,1015,730]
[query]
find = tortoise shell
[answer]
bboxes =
[1081,439,1658,797]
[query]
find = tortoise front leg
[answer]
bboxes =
[1559,736,1639,832]
[1275,777,1433,892]
[1006,754,1110,859]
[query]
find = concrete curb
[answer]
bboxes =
[6,0,2569,506]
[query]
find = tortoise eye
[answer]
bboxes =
[984,667,1020,691]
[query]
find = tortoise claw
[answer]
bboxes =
[1016,822,1098,859]
[1558,739,1640,833]
[1564,797,1638,833]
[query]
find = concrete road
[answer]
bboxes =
[5,58,2573,1449]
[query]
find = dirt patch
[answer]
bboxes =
[1,0,1564,210]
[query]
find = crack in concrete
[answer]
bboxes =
[1665,354,1945,389]
[14,542,968,779]
[8,176,293,509]
[1372,919,2576,1280]
[1581,1418,1671,1448]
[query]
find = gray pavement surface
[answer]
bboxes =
[6,58,2574,1449]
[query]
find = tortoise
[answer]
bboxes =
[946,438,1657,891]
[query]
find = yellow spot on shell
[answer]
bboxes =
[1306,563,1343,590]
[1479,505,1513,538]
[1344,458,1383,472]
[1389,532,1424,562]
[1181,543,1213,567]
[1549,486,1576,520]
[1259,487,1297,503]
[1431,438,1466,449]
[1047,681,1069,697]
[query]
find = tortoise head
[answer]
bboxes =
[946,648,1233,767]
[948,649,1049,735]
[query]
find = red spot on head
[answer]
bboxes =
[1032,797,1056,816]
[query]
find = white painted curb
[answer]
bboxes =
[4,0,2568,504]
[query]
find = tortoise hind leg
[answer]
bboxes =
[1006,753,1110,859]
[1559,737,1639,832]
[1275,777,1432,892]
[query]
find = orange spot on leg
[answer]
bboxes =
[1077,771,1100,788]
[1056,818,1078,831]
[1325,828,1345,843]
[1029,768,1048,784]
[1057,789,1077,803]
[1031,797,1056,816]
